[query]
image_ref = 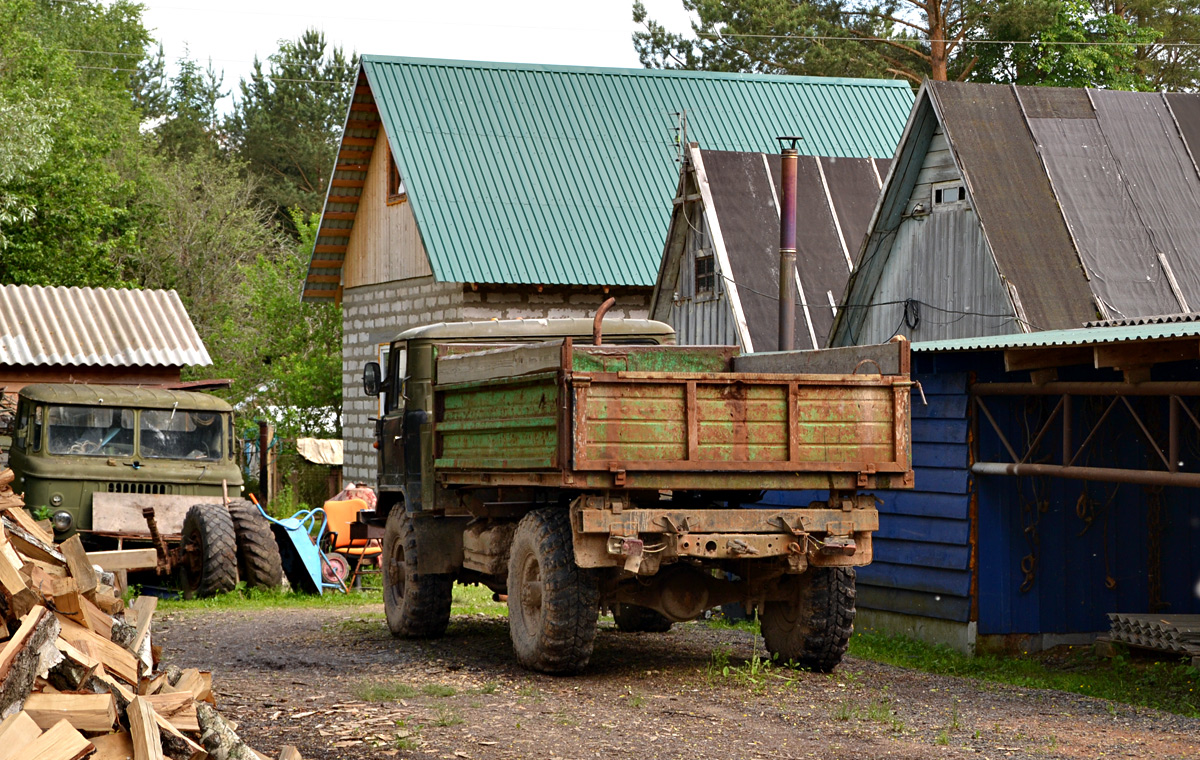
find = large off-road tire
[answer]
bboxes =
[383,507,452,638]
[760,566,856,672]
[507,508,599,674]
[179,503,238,599]
[612,603,673,633]
[227,499,283,590]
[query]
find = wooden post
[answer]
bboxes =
[258,421,273,506]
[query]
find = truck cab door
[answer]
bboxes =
[376,344,408,490]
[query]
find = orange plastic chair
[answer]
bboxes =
[321,498,383,586]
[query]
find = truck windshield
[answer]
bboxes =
[47,406,135,457]
[140,409,223,461]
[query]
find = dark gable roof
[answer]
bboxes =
[654,149,887,350]
[835,82,1200,344]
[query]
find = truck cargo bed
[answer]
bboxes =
[432,339,913,491]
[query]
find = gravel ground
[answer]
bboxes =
[156,605,1200,760]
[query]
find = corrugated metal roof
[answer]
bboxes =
[0,285,210,368]
[912,321,1200,353]
[1084,312,1200,328]
[306,56,914,299]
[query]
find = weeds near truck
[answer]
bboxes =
[394,719,423,750]
[422,684,457,698]
[850,631,1200,717]
[159,586,381,613]
[433,707,464,727]
[451,583,508,616]
[355,680,420,701]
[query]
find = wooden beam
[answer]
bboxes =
[349,102,377,112]
[1094,339,1200,369]
[1004,346,1093,372]
[328,178,364,188]
[322,211,356,221]
[85,549,159,572]
[317,227,353,237]
[337,149,371,160]
[333,164,369,173]
[326,195,361,205]
[344,120,379,131]
[340,136,374,147]
[306,275,342,284]
[353,86,371,95]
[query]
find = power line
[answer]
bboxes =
[688,30,1194,49]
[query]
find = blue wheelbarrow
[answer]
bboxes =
[249,497,347,594]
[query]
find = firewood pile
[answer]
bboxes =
[0,469,299,760]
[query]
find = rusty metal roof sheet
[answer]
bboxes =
[0,285,210,368]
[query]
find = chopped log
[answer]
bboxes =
[0,606,62,716]
[131,597,157,654]
[144,693,197,733]
[3,517,65,566]
[127,696,164,760]
[89,731,134,760]
[87,588,125,617]
[56,615,137,685]
[23,559,66,579]
[141,674,167,696]
[197,702,258,760]
[24,691,117,733]
[58,537,97,596]
[0,543,38,622]
[0,710,42,760]
[47,638,99,692]
[81,596,114,641]
[276,747,302,760]
[162,669,212,704]
[15,718,93,760]
[0,507,54,546]
[0,471,13,488]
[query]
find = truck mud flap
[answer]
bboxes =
[412,516,470,575]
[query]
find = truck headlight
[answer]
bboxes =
[49,494,63,507]
[51,511,73,532]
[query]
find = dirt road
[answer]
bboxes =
[156,604,1199,760]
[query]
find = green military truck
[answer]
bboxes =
[6,384,282,597]
[363,317,914,674]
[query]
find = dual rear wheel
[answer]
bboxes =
[179,501,283,598]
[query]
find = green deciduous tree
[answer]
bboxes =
[226,30,356,231]
[207,211,342,438]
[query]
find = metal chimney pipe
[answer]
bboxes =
[777,137,802,352]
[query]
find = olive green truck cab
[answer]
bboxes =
[7,384,281,597]
[364,318,914,674]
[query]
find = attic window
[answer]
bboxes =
[387,148,406,204]
[932,181,966,207]
[695,254,715,297]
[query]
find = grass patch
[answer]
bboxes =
[355,681,419,702]
[451,583,508,616]
[850,630,1200,718]
[158,585,381,613]
[422,684,457,698]
[433,707,464,727]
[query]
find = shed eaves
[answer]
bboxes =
[308,57,914,298]
[912,321,1200,352]
[0,285,210,368]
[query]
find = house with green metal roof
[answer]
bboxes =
[305,55,913,482]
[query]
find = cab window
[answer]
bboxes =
[140,409,223,461]
[47,406,135,457]
[14,401,29,450]
[385,342,408,413]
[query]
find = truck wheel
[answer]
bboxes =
[760,567,856,673]
[179,504,238,599]
[228,499,283,590]
[507,508,599,674]
[383,507,452,638]
[612,603,673,633]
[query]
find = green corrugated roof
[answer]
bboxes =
[912,321,1200,353]
[355,56,913,288]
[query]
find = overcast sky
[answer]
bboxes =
[140,0,694,110]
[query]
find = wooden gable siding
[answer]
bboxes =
[849,125,1016,345]
[343,128,432,288]
[856,369,973,623]
[664,196,741,348]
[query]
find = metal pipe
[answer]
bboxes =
[974,381,1200,396]
[593,297,616,346]
[777,137,802,351]
[972,461,1200,488]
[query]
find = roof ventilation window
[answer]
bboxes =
[932,180,967,209]
[387,148,407,204]
[695,254,716,299]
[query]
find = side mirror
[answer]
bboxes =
[363,362,382,397]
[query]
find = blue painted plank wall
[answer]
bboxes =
[856,357,973,623]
